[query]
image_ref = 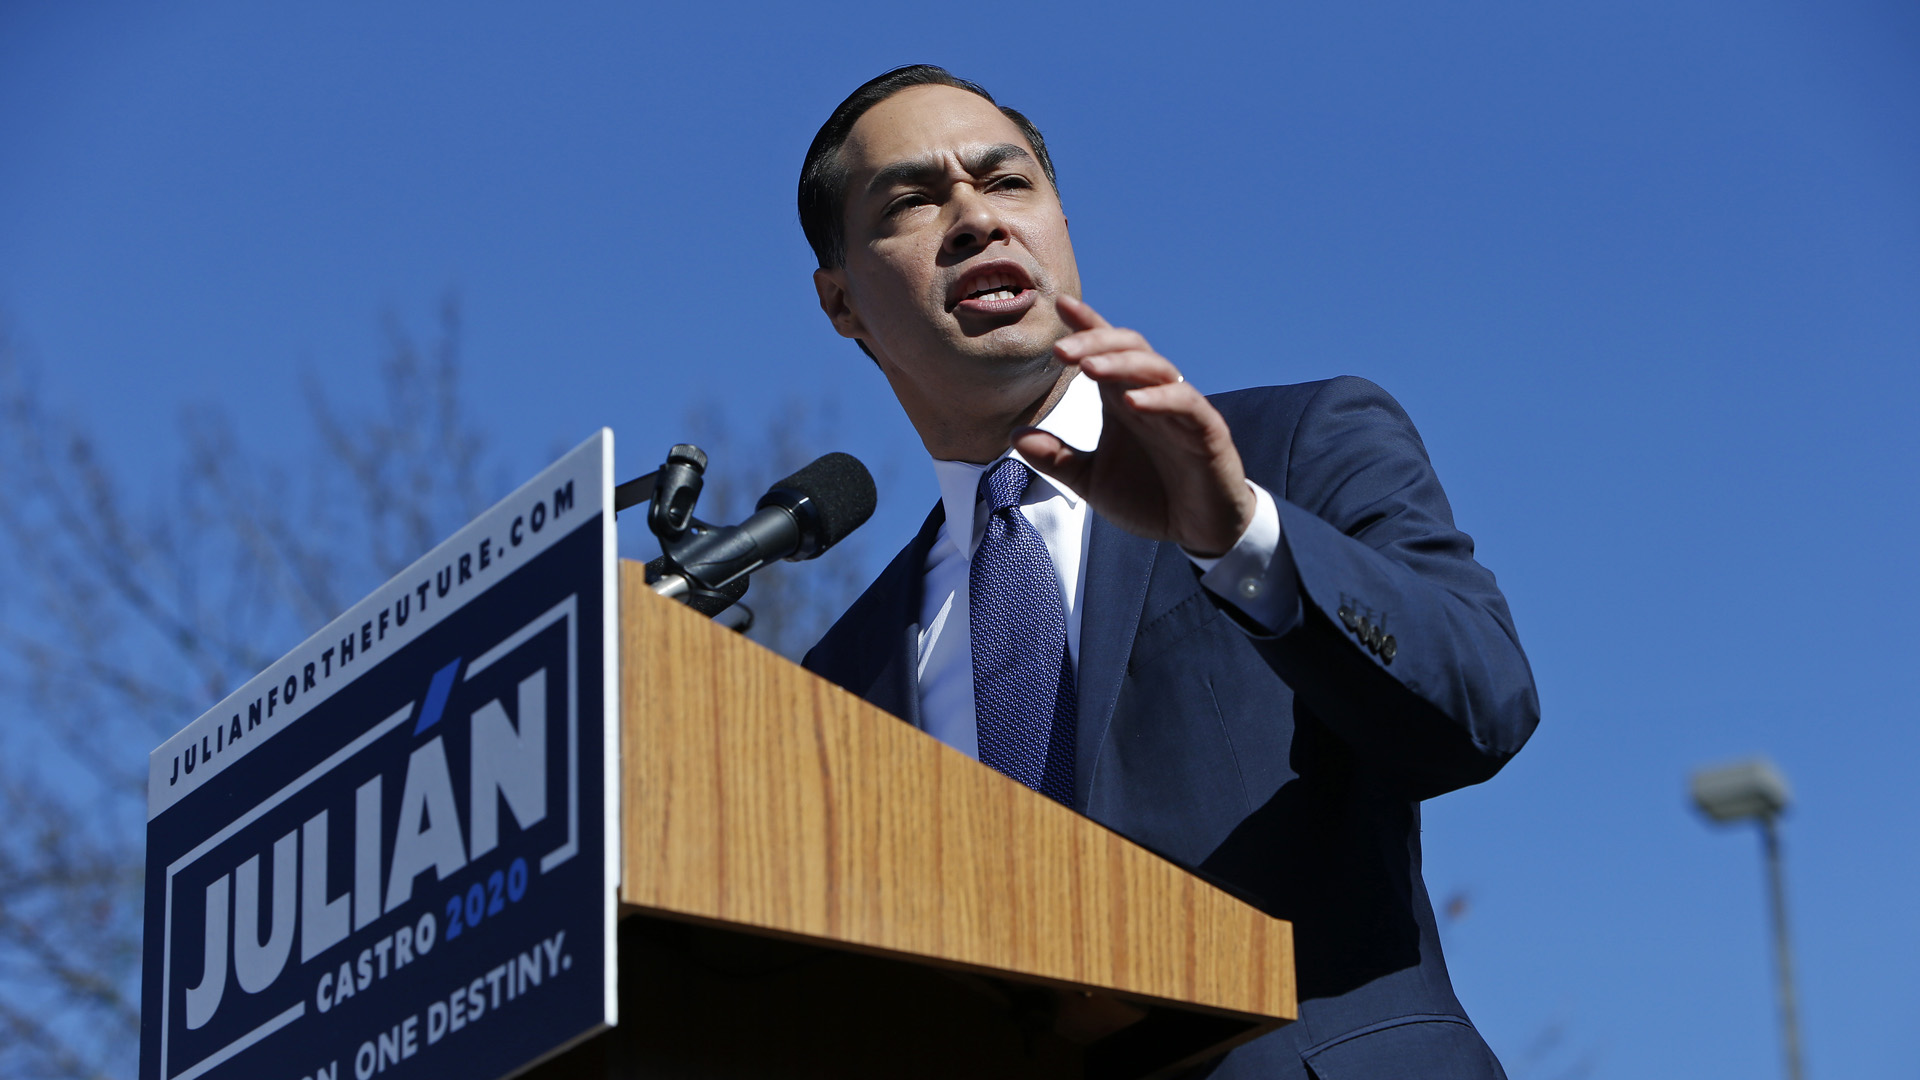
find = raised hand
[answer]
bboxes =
[1012,295,1259,558]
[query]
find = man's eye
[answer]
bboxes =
[885,194,930,215]
[991,175,1032,191]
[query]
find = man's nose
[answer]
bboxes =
[942,186,1008,257]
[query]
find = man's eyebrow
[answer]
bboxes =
[863,143,1037,196]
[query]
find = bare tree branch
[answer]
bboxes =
[0,301,874,1079]
[0,303,491,1079]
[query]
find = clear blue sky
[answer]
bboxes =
[4,2,1916,1076]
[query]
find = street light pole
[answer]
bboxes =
[1691,757,1806,1080]
[1759,813,1805,1080]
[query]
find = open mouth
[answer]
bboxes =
[963,275,1025,303]
[951,263,1038,314]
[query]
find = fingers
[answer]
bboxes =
[1119,381,1207,416]
[1011,427,1094,493]
[1055,293,1111,332]
[1074,348,1183,390]
[1055,327,1150,362]
[1053,299,1186,390]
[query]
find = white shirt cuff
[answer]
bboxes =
[1184,482,1301,633]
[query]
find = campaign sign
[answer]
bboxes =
[140,432,618,1080]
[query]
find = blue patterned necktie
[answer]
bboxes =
[969,457,1077,805]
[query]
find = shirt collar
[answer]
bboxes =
[929,371,1103,557]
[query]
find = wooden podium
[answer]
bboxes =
[530,562,1294,1078]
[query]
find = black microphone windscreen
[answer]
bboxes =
[771,452,876,547]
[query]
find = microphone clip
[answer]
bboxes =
[647,444,707,544]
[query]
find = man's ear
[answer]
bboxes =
[813,268,869,341]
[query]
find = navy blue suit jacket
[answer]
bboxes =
[803,376,1540,1078]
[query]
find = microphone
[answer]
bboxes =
[651,452,876,599]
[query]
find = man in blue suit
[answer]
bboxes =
[798,66,1539,1078]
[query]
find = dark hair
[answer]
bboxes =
[798,65,1058,270]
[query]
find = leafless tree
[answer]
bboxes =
[0,301,873,1078]
[0,299,501,1078]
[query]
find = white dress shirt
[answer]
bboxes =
[916,372,1300,759]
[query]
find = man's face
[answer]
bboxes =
[817,84,1081,398]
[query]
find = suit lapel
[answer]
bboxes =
[1072,514,1158,810]
[861,502,945,728]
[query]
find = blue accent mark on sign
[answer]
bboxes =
[414,657,464,735]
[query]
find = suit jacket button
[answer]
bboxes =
[1381,635,1397,662]
[1338,606,1355,628]
[1365,625,1381,651]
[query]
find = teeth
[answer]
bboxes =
[965,273,1022,302]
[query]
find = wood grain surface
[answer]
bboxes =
[616,561,1295,1026]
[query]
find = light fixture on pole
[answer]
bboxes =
[1690,757,1804,1080]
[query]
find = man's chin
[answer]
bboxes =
[950,337,1061,381]
[952,316,1067,363]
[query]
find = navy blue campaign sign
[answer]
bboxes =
[140,432,618,1080]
